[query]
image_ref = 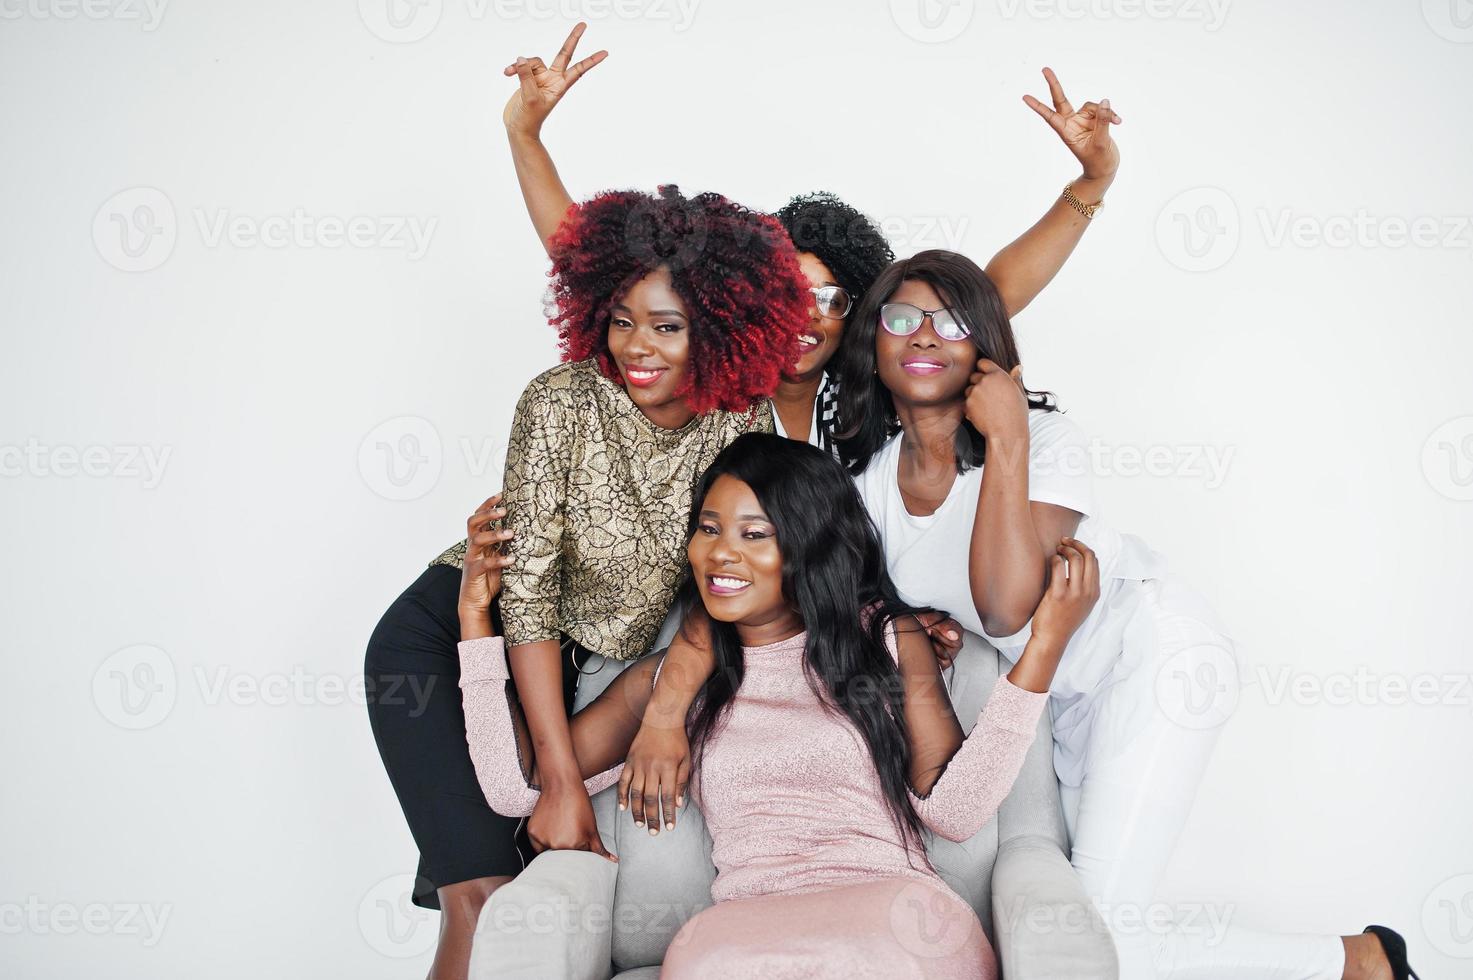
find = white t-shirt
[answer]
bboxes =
[854,409,1119,640]
[853,409,1191,786]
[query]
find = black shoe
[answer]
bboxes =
[1363,925,1419,980]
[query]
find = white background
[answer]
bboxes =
[3,0,1472,976]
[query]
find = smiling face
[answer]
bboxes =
[874,278,974,409]
[688,474,803,641]
[788,251,848,382]
[606,266,696,429]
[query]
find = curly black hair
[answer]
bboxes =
[547,185,809,414]
[773,191,895,302]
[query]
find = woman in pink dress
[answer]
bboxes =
[453,433,1101,978]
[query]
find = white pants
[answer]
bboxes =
[1059,578,1346,980]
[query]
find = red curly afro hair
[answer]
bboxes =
[546,185,808,415]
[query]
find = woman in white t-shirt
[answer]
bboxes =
[834,249,1414,980]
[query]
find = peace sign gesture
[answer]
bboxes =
[502,22,608,138]
[1022,67,1122,181]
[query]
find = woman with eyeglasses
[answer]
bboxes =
[498,23,1130,821]
[501,21,1122,459]
[833,249,1417,980]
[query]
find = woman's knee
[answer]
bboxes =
[437,875,515,926]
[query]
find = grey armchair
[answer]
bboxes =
[467,618,1118,980]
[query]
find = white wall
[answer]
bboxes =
[3,0,1471,976]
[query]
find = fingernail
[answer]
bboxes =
[1101,98,1110,108]
[666,822,674,831]
[618,803,626,810]
[649,828,658,836]
[634,820,643,827]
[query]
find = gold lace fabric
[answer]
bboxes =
[431,359,771,660]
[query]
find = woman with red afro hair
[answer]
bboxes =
[547,184,808,414]
[364,177,812,978]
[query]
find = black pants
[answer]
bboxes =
[363,565,583,909]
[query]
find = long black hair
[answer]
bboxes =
[678,433,936,855]
[831,249,1057,475]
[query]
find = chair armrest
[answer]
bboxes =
[990,836,1118,980]
[468,850,618,980]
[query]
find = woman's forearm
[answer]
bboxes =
[968,435,1049,636]
[983,171,1114,318]
[506,638,582,787]
[642,610,716,729]
[506,130,575,256]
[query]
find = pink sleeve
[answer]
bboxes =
[906,675,1047,842]
[458,636,624,817]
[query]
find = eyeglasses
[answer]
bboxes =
[878,302,972,341]
[809,285,853,319]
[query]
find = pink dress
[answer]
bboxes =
[458,629,1047,979]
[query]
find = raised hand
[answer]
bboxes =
[1022,67,1121,182]
[502,22,608,138]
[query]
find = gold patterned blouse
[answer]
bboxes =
[430,359,772,661]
